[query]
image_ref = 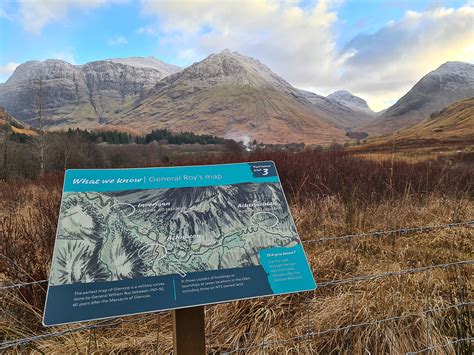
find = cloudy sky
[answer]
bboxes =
[0,0,473,111]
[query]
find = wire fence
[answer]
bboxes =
[1,220,473,353]
[2,220,472,292]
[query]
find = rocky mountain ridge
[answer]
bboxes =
[0,57,179,128]
[299,89,374,128]
[357,61,474,134]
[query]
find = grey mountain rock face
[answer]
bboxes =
[358,61,474,134]
[0,58,178,128]
[299,89,374,129]
[0,106,26,128]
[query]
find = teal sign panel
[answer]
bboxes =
[43,161,316,326]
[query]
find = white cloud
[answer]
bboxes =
[18,0,126,34]
[338,5,474,110]
[177,48,200,63]
[142,0,341,82]
[141,1,474,111]
[0,62,19,75]
[136,26,156,35]
[108,35,128,46]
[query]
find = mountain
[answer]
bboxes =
[0,57,179,128]
[299,89,374,128]
[111,50,347,144]
[327,90,374,115]
[358,61,474,135]
[356,97,474,150]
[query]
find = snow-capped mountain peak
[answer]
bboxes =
[435,61,474,77]
[327,90,373,113]
[173,49,295,92]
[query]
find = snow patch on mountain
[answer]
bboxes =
[106,56,181,75]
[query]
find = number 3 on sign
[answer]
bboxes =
[262,168,269,176]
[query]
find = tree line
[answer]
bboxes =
[0,124,243,180]
[61,128,230,145]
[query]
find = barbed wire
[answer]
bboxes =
[405,336,474,354]
[0,279,48,290]
[302,220,473,244]
[1,220,472,350]
[3,299,471,351]
[316,259,473,288]
[0,315,151,350]
[1,260,472,350]
[224,302,473,353]
[2,220,472,291]
[1,260,471,293]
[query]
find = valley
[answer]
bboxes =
[1,51,472,146]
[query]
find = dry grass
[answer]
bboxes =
[354,145,474,164]
[1,193,472,353]
[360,97,474,150]
[0,151,473,354]
[10,126,38,136]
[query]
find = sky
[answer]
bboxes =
[0,0,473,111]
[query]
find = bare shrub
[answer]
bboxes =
[0,151,472,352]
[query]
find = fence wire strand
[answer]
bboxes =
[405,336,474,354]
[302,220,473,244]
[224,302,473,353]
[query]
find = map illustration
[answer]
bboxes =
[50,182,300,286]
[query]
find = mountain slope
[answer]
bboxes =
[0,106,37,136]
[357,97,474,150]
[392,97,473,139]
[0,106,27,128]
[299,89,374,128]
[112,50,347,144]
[358,61,474,135]
[0,58,179,128]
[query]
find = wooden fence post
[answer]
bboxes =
[173,306,206,354]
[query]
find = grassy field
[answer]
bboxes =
[0,150,472,353]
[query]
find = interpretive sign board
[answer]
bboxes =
[43,161,316,326]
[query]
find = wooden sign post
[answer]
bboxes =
[173,306,206,354]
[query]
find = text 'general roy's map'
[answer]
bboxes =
[43,161,316,325]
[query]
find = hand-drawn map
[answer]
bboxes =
[50,183,299,285]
